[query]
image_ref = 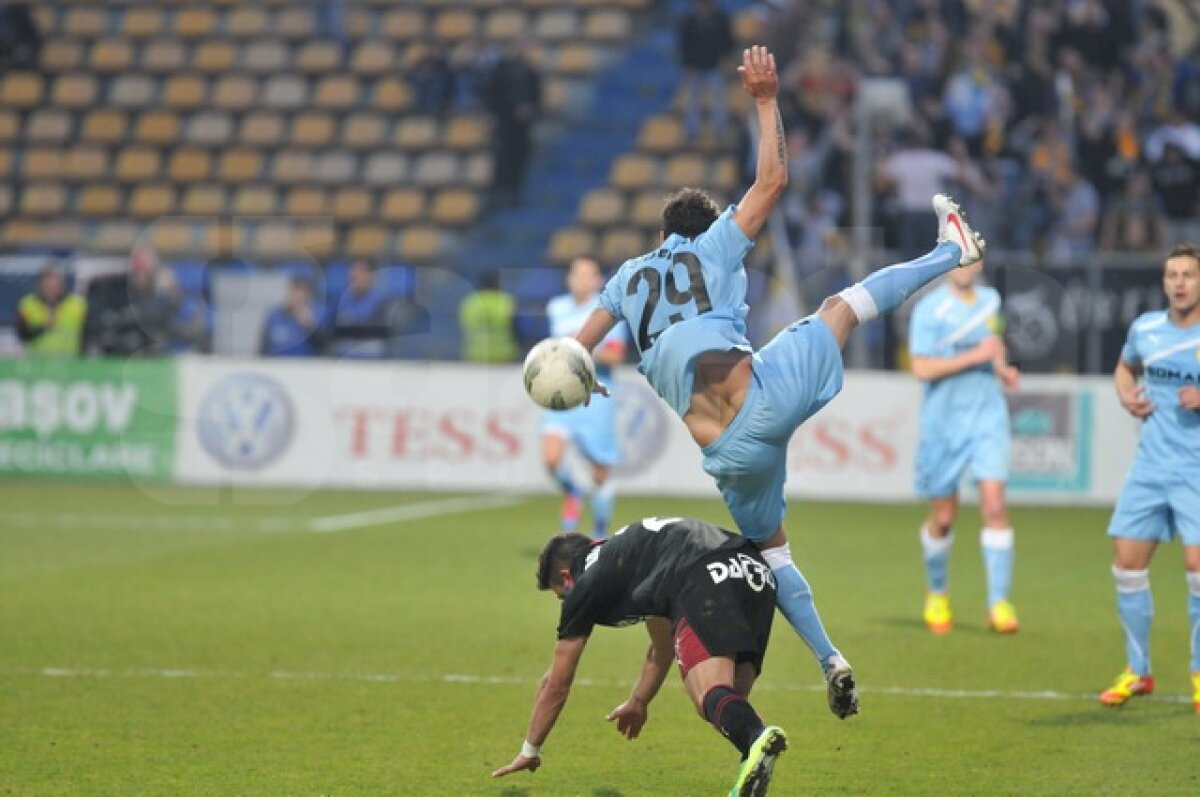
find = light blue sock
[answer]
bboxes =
[980,527,1014,607]
[762,544,837,667]
[550,461,578,497]
[1114,567,1153,676]
[921,525,953,594]
[840,242,961,321]
[1188,572,1200,672]
[590,480,615,538]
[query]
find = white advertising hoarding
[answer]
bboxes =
[177,358,1141,505]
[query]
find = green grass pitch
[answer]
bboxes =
[1,482,1197,796]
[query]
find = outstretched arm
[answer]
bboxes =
[910,337,1003,382]
[574,307,619,353]
[492,636,588,777]
[606,617,674,741]
[732,45,787,240]
[1115,358,1153,418]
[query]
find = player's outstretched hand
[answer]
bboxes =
[737,45,778,101]
[1120,385,1154,418]
[491,754,541,778]
[584,381,610,407]
[606,697,648,740]
[1179,385,1200,411]
[998,364,1020,392]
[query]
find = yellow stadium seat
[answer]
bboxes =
[193,40,237,73]
[314,76,360,110]
[94,222,142,254]
[283,187,328,216]
[584,10,630,41]
[445,115,488,151]
[397,226,444,261]
[3,219,44,247]
[42,40,84,71]
[394,116,438,150]
[201,222,248,257]
[611,154,657,190]
[142,38,187,73]
[298,225,336,260]
[1,73,42,108]
[63,7,106,38]
[638,115,684,153]
[382,9,426,40]
[218,150,264,184]
[295,41,340,74]
[226,7,269,38]
[254,223,302,257]
[547,228,596,264]
[90,39,134,73]
[240,112,285,147]
[77,185,123,218]
[664,153,707,186]
[485,9,527,41]
[168,149,213,183]
[276,8,315,40]
[152,221,197,255]
[23,149,61,180]
[713,158,738,192]
[556,44,598,76]
[232,186,277,215]
[41,220,84,249]
[63,148,108,181]
[244,40,289,73]
[291,112,335,148]
[578,189,625,229]
[601,229,648,264]
[20,185,67,217]
[174,9,216,39]
[123,8,165,39]
[212,75,258,111]
[271,150,315,185]
[434,10,478,41]
[114,147,162,182]
[373,77,413,113]
[347,224,391,257]
[536,9,579,41]
[25,109,71,145]
[381,189,426,224]
[50,74,97,108]
[134,111,181,145]
[342,114,387,150]
[631,191,665,229]
[733,10,761,43]
[79,110,126,145]
[163,75,208,110]
[351,42,394,76]
[181,185,227,215]
[129,185,178,219]
[430,189,479,226]
[332,188,373,222]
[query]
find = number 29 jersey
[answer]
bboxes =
[597,206,755,418]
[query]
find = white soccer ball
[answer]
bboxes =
[523,337,597,410]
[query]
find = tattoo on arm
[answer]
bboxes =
[774,107,785,168]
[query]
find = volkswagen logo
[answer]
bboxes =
[197,373,294,470]
[613,376,669,477]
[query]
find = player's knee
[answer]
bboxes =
[929,510,955,534]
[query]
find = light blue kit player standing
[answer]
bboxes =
[908,258,1021,636]
[542,256,628,539]
[1099,244,1200,711]
[572,45,986,718]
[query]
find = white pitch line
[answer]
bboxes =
[2,667,1191,705]
[305,494,525,533]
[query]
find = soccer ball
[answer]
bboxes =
[523,337,597,410]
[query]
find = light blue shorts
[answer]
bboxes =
[1107,468,1200,546]
[540,397,619,467]
[701,317,844,541]
[914,420,1010,498]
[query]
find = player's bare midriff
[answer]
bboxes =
[684,349,754,448]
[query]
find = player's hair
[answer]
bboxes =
[536,533,594,590]
[1165,243,1200,267]
[661,188,720,240]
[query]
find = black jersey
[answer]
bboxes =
[556,516,761,639]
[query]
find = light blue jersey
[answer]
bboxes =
[541,293,627,466]
[598,206,754,418]
[909,283,1009,496]
[1108,311,1200,545]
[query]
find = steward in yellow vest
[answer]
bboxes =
[459,272,518,363]
[17,266,86,356]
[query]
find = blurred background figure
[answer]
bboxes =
[458,271,517,363]
[260,276,327,358]
[331,258,392,358]
[82,247,179,356]
[16,264,85,357]
[483,41,542,208]
[677,0,734,143]
[409,44,457,118]
[0,1,40,70]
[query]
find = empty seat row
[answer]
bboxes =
[2,108,488,152]
[608,153,740,192]
[547,227,660,267]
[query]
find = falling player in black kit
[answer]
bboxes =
[492,517,788,797]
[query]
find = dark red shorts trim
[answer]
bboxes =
[673,616,712,678]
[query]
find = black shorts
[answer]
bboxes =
[671,546,776,677]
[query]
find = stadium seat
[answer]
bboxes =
[346,224,390,257]
[262,75,308,109]
[152,221,197,255]
[124,8,166,39]
[372,77,413,113]
[3,219,43,247]
[283,187,327,216]
[42,40,84,72]
[463,153,493,187]
[664,153,707,186]
[313,151,357,184]
[430,189,479,226]
[536,9,580,40]
[332,188,373,222]
[578,189,625,229]
[342,114,387,150]
[212,75,258,111]
[80,110,127,146]
[291,112,335,147]
[276,8,316,40]
[584,10,630,41]
[0,111,15,142]
[201,221,247,256]
[142,38,188,73]
[395,117,438,150]
[135,111,182,145]
[193,40,238,73]
[397,226,444,261]
[611,154,657,190]
[226,8,269,38]
[90,39,134,73]
[174,9,217,39]
[601,229,649,264]
[114,146,162,182]
[433,10,478,41]
[381,188,425,223]
[163,75,209,110]
[244,40,290,74]
[0,185,10,217]
[254,222,301,257]
[412,153,459,187]
[363,152,409,185]
[239,112,285,147]
[298,225,336,259]
[77,186,123,218]
[270,150,314,185]
[445,116,489,151]
[181,185,227,215]
[20,184,67,217]
[40,220,84,249]
[25,109,72,145]
[218,149,264,184]
[1,73,43,108]
[315,76,360,110]
[51,74,97,108]
[381,8,426,40]
[484,9,527,40]
[547,228,596,264]
[109,74,156,109]
[62,7,106,38]
[351,42,394,76]
[22,149,62,181]
[129,184,177,219]
[63,147,108,181]
[638,116,684,153]
[631,191,665,229]
[168,148,213,183]
[95,222,142,254]
[295,41,341,74]
[713,157,738,192]
[232,186,277,215]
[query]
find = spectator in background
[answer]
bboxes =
[878,128,962,258]
[260,277,327,358]
[83,246,180,356]
[0,2,40,70]
[409,44,456,117]
[331,258,392,358]
[678,0,735,143]
[311,0,345,47]
[1101,170,1167,253]
[943,52,1001,157]
[459,271,517,363]
[17,264,86,356]
[1151,143,1200,244]
[483,40,542,208]
[1048,166,1101,263]
[156,270,210,354]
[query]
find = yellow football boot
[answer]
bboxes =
[923,592,952,634]
[1099,668,1154,707]
[988,599,1020,634]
